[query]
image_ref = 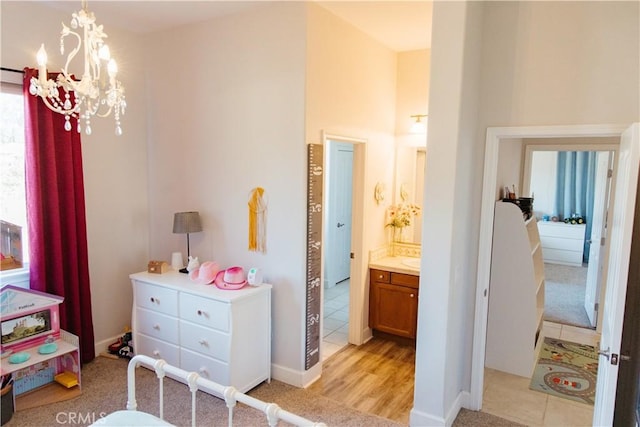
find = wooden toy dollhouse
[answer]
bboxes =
[0,285,81,410]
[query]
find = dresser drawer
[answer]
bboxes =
[179,293,229,332]
[179,321,230,362]
[135,281,179,317]
[540,235,584,251]
[136,308,179,344]
[370,269,390,283]
[180,348,229,388]
[135,334,179,366]
[391,272,419,289]
[538,222,586,240]
[542,248,583,266]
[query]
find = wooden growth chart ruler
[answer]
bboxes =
[305,143,323,370]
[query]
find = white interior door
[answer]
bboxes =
[583,151,612,327]
[593,123,640,426]
[326,142,353,288]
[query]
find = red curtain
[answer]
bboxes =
[23,68,95,363]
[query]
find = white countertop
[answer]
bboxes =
[368,256,420,276]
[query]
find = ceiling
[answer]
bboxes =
[39,1,432,52]
[317,1,432,51]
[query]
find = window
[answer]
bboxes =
[1,71,29,285]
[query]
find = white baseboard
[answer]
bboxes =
[410,408,446,426]
[409,390,470,427]
[271,362,321,388]
[445,391,470,425]
[94,334,122,358]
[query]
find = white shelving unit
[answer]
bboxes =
[485,201,545,378]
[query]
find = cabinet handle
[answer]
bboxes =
[198,339,208,346]
[153,324,160,330]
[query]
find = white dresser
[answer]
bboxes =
[537,222,586,266]
[130,271,271,396]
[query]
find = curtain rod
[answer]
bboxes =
[1,67,25,74]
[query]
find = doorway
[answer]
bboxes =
[524,145,617,331]
[321,135,368,361]
[323,140,354,359]
[470,124,640,427]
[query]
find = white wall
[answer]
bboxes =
[496,138,524,199]
[306,2,397,254]
[411,1,484,425]
[479,1,639,126]
[529,151,558,217]
[1,2,150,354]
[395,49,430,137]
[306,2,399,349]
[143,2,308,381]
[416,0,639,423]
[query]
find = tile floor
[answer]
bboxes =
[322,279,350,360]
[483,321,600,426]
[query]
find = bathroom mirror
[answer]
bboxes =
[394,144,426,244]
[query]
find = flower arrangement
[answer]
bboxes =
[386,203,422,229]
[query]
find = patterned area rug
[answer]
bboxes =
[529,337,599,405]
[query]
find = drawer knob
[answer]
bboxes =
[198,339,208,346]
[410,294,415,298]
[199,367,209,377]
[150,297,159,304]
[153,350,160,356]
[197,309,207,317]
[153,324,160,330]
[379,275,384,279]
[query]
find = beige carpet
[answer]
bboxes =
[6,356,522,426]
[543,263,592,329]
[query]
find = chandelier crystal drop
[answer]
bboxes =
[29,0,126,136]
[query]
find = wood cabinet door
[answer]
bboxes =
[370,282,418,338]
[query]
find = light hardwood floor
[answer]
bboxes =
[311,322,599,426]
[308,337,416,424]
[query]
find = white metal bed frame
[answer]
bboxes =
[96,355,326,427]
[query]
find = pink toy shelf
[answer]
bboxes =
[1,285,63,353]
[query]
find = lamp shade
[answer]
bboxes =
[173,212,202,234]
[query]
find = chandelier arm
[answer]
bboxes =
[38,91,75,117]
[95,107,113,118]
[30,1,125,136]
[61,30,82,91]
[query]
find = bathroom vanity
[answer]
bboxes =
[368,255,420,339]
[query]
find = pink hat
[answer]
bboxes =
[214,266,247,290]
[189,261,220,285]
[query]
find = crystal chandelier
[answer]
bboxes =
[29,0,126,136]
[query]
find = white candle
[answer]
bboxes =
[107,59,118,87]
[36,43,48,83]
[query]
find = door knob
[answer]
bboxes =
[599,347,620,365]
[598,347,610,360]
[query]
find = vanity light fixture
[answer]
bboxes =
[410,114,428,134]
[29,0,126,136]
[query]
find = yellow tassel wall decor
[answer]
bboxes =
[248,187,267,253]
